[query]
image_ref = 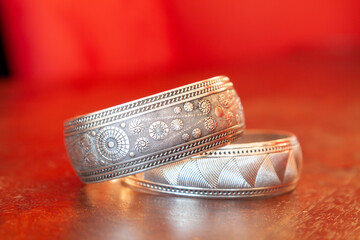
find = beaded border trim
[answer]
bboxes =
[124,178,298,199]
[65,76,231,135]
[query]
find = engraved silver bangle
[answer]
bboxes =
[124,130,302,198]
[64,76,245,183]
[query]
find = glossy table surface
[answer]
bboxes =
[1,57,360,239]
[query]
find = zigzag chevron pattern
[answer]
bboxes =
[141,146,301,189]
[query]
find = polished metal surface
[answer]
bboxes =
[64,76,245,183]
[125,130,302,198]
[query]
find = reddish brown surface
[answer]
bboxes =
[0,57,360,239]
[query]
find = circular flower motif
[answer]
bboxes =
[235,114,240,123]
[236,113,243,124]
[96,126,130,161]
[204,117,217,131]
[134,137,150,153]
[149,121,169,140]
[192,128,202,139]
[171,119,184,131]
[215,106,223,118]
[174,106,182,114]
[182,133,190,141]
[184,102,194,112]
[218,93,230,108]
[227,90,235,103]
[129,119,144,135]
[225,112,234,125]
[198,99,212,114]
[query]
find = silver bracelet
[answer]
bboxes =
[64,76,245,183]
[124,130,302,198]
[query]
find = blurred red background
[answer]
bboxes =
[0,0,359,83]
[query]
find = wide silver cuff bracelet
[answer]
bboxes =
[124,130,302,198]
[64,76,245,183]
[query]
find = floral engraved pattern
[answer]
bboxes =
[204,117,217,131]
[171,119,184,131]
[149,121,169,140]
[226,90,235,104]
[236,113,243,124]
[192,128,202,139]
[218,93,230,108]
[135,137,150,153]
[182,133,190,141]
[198,99,212,114]
[173,106,182,114]
[184,102,194,112]
[96,126,130,161]
[129,119,144,135]
[225,112,234,125]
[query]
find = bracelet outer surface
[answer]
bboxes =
[125,130,302,198]
[64,76,245,183]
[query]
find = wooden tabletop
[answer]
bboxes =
[1,57,359,240]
